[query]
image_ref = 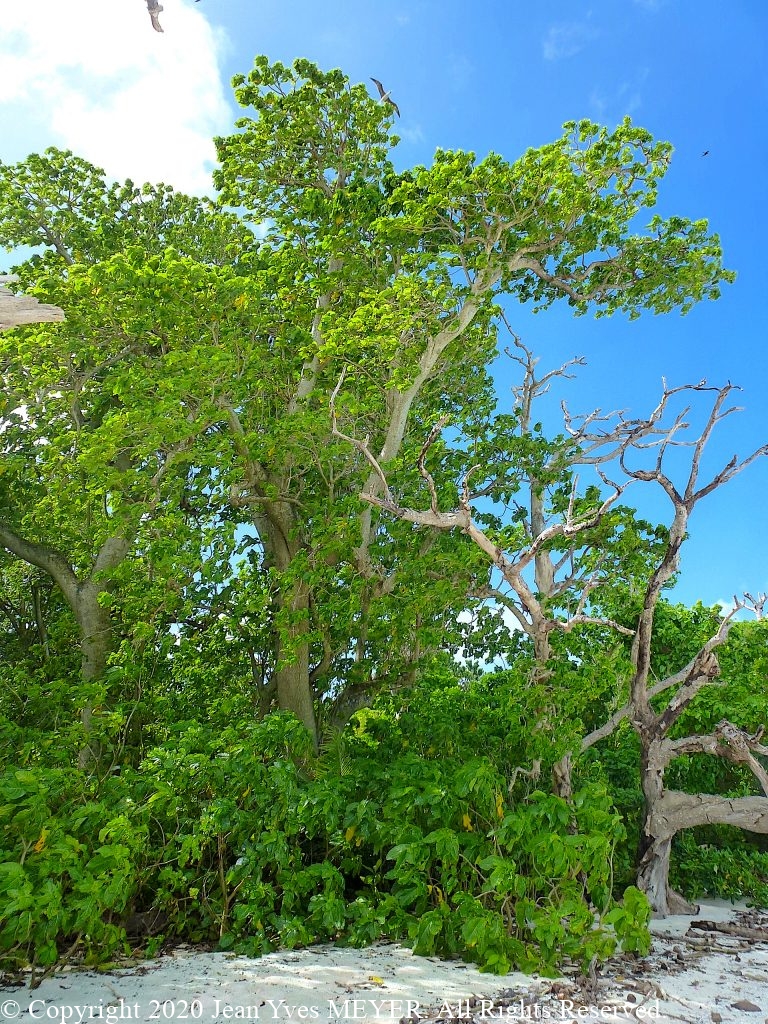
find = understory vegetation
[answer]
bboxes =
[2,633,767,980]
[0,667,653,977]
[1,55,767,982]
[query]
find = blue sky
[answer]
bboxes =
[2,0,766,609]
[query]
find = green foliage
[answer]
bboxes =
[0,53,758,979]
[0,767,145,971]
[671,831,768,905]
[0,678,649,976]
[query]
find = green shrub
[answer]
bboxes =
[0,673,649,976]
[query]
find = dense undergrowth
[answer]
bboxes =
[4,656,768,983]
[0,670,652,980]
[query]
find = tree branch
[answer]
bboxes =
[659,721,768,796]
[0,522,78,606]
[0,276,65,332]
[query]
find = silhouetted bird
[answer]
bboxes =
[371,78,401,118]
[702,150,710,157]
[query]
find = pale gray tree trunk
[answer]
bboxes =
[273,579,316,747]
[74,582,116,767]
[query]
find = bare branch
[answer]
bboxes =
[581,601,754,754]
[659,721,768,797]
[647,789,768,843]
[554,614,634,637]
[517,482,624,574]
[742,592,767,620]
[0,276,65,332]
[499,320,585,432]
[650,608,738,733]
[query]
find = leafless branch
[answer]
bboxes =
[0,276,65,332]
[742,592,767,620]
[554,614,634,637]
[659,721,768,797]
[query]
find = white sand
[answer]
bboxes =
[2,901,768,1024]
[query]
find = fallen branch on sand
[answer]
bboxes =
[689,919,768,942]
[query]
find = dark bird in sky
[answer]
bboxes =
[702,150,710,157]
[146,0,164,31]
[370,78,401,118]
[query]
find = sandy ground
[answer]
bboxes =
[3,901,768,1024]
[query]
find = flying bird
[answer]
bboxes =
[146,0,164,31]
[370,78,401,118]
[702,150,710,157]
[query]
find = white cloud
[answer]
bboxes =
[398,125,426,145]
[542,22,598,62]
[0,0,234,195]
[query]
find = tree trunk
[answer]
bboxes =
[0,524,130,768]
[636,835,699,917]
[274,580,317,748]
[74,587,114,768]
[636,732,768,915]
[634,737,696,916]
[255,509,318,749]
[225,392,320,749]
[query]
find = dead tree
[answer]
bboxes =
[331,345,645,676]
[332,343,683,808]
[614,384,768,915]
[0,276,64,332]
[334,364,768,915]
[333,340,692,777]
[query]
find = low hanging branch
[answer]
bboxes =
[0,276,65,332]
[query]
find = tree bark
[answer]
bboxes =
[0,276,65,331]
[251,505,318,749]
[74,582,115,767]
[637,788,768,916]
[274,579,317,748]
[223,401,319,746]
